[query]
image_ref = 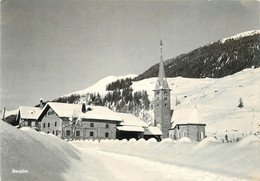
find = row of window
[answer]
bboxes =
[156,103,168,107]
[156,90,168,95]
[156,97,168,101]
[47,130,59,136]
[89,123,109,128]
[43,121,57,128]
[43,122,109,129]
[66,130,109,138]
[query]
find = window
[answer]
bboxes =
[90,123,94,127]
[90,132,94,137]
[53,130,55,134]
[43,123,45,128]
[183,131,187,137]
[156,91,159,95]
[156,97,159,101]
[56,130,59,136]
[76,130,80,137]
[164,97,167,101]
[105,132,109,138]
[48,123,50,127]
[106,124,109,128]
[66,130,70,136]
[55,122,57,127]
[164,90,168,95]
[47,131,50,134]
[28,121,31,126]
[165,103,167,107]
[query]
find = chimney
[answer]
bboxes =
[40,98,44,109]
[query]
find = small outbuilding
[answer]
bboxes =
[169,108,206,141]
[16,106,42,130]
[144,126,162,141]
[116,113,148,140]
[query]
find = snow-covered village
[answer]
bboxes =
[1,1,260,181]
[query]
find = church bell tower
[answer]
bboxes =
[153,41,171,138]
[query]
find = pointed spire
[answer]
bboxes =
[158,40,166,85]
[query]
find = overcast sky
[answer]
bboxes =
[1,0,260,110]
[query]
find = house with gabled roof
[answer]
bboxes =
[38,102,123,140]
[169,108,206,141]
[17,106,42,130]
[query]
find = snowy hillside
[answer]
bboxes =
[132,68,260,139]
[63,74,137,97]
[57,68,260,140]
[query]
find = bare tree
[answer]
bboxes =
[68,109,83,140]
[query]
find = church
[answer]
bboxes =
[153,41,206,140]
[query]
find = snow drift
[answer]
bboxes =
[0,121,80,181]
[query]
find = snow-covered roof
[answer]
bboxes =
[117,126,145,132]
[144,126,162,135]
[18,106,42,120]
[40,102,123,122]
[171,108,206,128]
[116,112,148,127]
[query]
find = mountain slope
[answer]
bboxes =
[134,30,260,81]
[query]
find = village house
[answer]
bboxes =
[16,106,42,131]
[169,108,206,141]
[37,102,123,140]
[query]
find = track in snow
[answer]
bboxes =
[68,146,246,181]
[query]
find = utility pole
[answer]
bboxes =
[2,107,6,122]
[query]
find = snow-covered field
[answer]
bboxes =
[1,121,260,181]
[64,68,260,140]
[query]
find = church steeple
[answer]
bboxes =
[155,41,169,90]
[153,40,171,139]
[158,40,165,85]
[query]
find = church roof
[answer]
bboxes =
[171,108,206,128]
